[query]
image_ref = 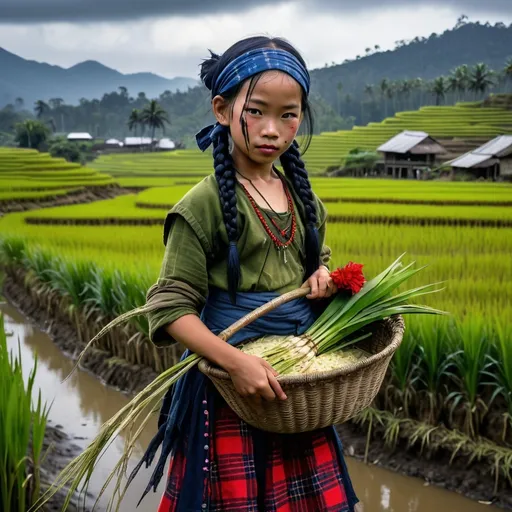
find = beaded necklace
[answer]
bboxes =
[236,170,296,263]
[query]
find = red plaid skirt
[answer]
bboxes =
[158,398,351,512]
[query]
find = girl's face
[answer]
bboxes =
[213,70,303,170]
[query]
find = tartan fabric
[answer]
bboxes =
[158,398,351,512]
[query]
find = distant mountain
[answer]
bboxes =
[310,22,512,108]
[0,48,198,107]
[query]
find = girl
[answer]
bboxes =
[134,35,359,512]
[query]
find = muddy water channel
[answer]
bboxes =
[3,301,498,512]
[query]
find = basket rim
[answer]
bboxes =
[199,314,405,385]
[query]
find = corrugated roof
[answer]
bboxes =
[473,135,512,158]
[67,132,92,140]
[449,135,512,168]
[124,137,153,146]
[157,138,175,149]
[449,153,494,169]
[377,131,430,153]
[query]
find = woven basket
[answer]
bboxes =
[198,287,405,434]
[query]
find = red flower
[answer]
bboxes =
[330,262,365,295]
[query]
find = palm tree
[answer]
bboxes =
[364,84,374,98]
[336,82,343,116]
[379,78,389,117]
[454,65,469,100]
[503,58,512,91]
[140,100,170,149]
[14,97,24,110]
[430,77,446,106]
[49,98,64,109]
[34,100,49,119]
[447,74,459,103]
[128,108,142,137]
[468,63,495,99]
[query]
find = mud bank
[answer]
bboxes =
[37,422,95,512]
[0,185,132,214]
[3,271,159,395]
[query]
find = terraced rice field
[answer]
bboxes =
[0,148,115,200]
[89,102,512,181]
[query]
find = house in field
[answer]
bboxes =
[105,138,123,147]
[67,132,93,141]
[377,130,446,179]
[123,137,153,148]
[155,138,176,151]
[446,135,512,181]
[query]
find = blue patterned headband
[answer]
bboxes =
[195,48,310,151]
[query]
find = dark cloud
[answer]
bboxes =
[0,0,510,23]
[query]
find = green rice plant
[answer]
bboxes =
[0,315,51,511]
[385,320,420,416]
[44,259,96,343]
[445,317,491,438]
[0,237,27,266]
[485,319,512,442]
[415,316,452,424]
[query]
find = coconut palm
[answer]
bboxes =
[380,78,389,117]
[140,100,170,149]
[34,100,49,119]
[468,63,495,99]
[48,98,64,109]
[127,108,142,137]
[504,58,512,90]
[430,77,446,106]
[450,65,469,101]
[364,84,374,98]
[336,82,343,116]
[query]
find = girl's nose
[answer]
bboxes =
[261,119,279,138]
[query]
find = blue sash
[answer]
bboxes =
[134,288,358,511]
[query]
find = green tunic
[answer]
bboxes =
[148,172,332,346]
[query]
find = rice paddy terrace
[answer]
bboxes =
[88,101,512,184]
[1,172,512,501]
[0,148,122,212]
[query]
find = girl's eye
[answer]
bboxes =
[283,113,298,119]
[245,108,261,115]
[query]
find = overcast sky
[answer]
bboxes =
[1,0,511,79]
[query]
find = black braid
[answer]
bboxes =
[280,140,320,278]
[212,127,241,304]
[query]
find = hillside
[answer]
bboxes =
[311,22,512,107]
[0,47,198,107]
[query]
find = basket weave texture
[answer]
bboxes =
[199,315,405,434]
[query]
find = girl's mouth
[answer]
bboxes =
[257,145,279,155]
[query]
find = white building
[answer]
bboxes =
[67,132,93,141]
[123,137,153,147]
[105,138,124,147]
[156,138,176,150]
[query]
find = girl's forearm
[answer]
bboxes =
[164,314,242,372]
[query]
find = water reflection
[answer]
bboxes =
[2,302,497,512]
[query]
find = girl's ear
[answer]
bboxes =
[212,95,230,127]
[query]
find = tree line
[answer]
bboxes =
[336,60,512,125]
[0,58,510,149]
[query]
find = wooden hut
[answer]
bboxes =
[377,131,446,179]
[447,135,512,181]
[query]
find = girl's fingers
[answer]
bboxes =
[266,369,287,400]
[307,278,319,299]
[260,359,279,377]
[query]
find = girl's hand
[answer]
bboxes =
[302,265,337,299]
[227,352,287,404]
